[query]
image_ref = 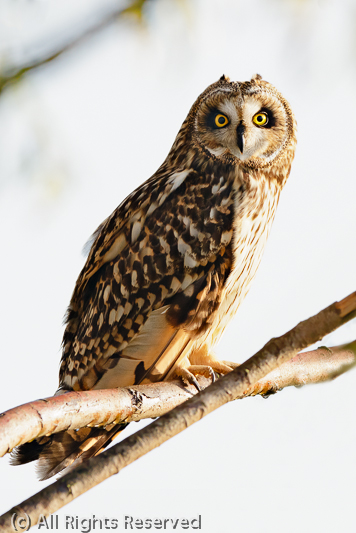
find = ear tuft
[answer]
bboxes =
[219,74,230,82]
[251,73,263,82]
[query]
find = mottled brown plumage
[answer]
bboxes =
[12,74,297,479]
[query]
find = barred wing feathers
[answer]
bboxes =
[11,167,236,480]
[61,168,235,392]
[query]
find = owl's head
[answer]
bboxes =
[182,74,296,174]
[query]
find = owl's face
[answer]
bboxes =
[192,76,295,169]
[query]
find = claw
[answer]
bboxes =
[190,375,201,392]
[176,367,202,391]
[203,366,216,383]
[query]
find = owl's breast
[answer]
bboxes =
[204,173,280,349]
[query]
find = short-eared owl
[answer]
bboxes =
[12,74,297,479]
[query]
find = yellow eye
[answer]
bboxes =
[253,112,268,126]
[215,114,229,128]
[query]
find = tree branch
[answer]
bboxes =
[1,342,355,459]
[244,340,356,395]
[0,0,150,95]
[0,291,355,530]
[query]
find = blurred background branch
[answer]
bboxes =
[0,0,152,96]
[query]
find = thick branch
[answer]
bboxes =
[0,0,149,95]
[0,291,355,530]
[1,342,355,458]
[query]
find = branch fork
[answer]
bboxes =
[0,291,355,530]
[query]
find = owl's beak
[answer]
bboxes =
[236,123,245,154]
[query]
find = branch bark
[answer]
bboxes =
[0,291,355,530]
[1,342,355,459]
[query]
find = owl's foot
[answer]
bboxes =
[203,360,240,375]
[175,365,216,391]
[188,349,239,375]
[220,360,240,371]
[175,359,240,391]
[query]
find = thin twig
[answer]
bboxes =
[0,291,355,530]
[0,0,150,95]
[1,342,355,458]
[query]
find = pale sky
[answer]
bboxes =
[0,1,355,531]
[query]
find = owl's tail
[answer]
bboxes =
[10,423,127,480]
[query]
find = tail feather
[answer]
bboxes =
[10,439,45,465]
[11,423,127,480]
[11,304,196,479]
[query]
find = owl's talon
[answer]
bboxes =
[190,376,201,392]
[175,368,202,391]
[204,366,216,383]
[174,365,219,391]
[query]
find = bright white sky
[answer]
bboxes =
[0,0,355,531]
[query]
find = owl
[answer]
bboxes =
[12,74,297,479]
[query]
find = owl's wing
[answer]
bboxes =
[60,168,235,391]
[75,170,192,292]
[13,169,236,480]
